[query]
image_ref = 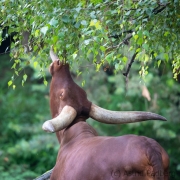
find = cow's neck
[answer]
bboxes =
[56,121,98,146]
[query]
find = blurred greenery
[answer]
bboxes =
[0,54,58,179]
[0,53,180,180]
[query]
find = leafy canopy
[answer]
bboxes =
[1,0,180,87]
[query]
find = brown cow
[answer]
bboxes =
[42,46,169,180]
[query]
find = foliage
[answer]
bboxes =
[0,0,180,88]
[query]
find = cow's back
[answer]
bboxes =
[50,135,169,180]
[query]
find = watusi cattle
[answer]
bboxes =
[42,46,169,180]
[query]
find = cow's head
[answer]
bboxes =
[42,46,166,133]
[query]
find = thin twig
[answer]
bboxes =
[106,34,133,51]
[123,52,138,77]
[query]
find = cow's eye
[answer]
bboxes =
[57,60,60,66]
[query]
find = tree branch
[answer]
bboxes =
[108,30,134,39]
[123,52,138,77]
[153,5,169,15]
[105,34,133,54]
[123,52,138,93]
[143,2,170,19]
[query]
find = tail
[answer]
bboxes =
[34,168,54,180]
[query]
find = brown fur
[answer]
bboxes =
[48,60,169,180]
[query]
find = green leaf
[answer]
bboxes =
[23,74,27,81]
[74,22,81,28]
[33,61,38,68]
[90,0,102,4]
[44,80,48,86]
[81,20,87,26]
[105,52,114,63]
[8,80,13,87]
[157,60,161,67]
[75,7,81,13]
[76,70,82,77]
[11,63,16,69]
[133,34,138,41]
[164,31,170,37]
[40,26,48,35]
[52,36,58,44]
[144,54,149,62]
[34,30,40,37]
[125,10,131,16]
[58,32,65,38]
[81,80,85,87]
[84,39,92,45]
[33,45,38,52]
[100,46,106,52]
[62,15,70,23]
[143,30,150,37]
[164,53,169,62]
[96,63,102,71]
[89,19,101,30]
[22,80,25,86]
[145,8,152,17]
[136,48,141,53]
[137,37,143,45]
[15,59,20,64]
[15,71,19,76]
[142,43,149,51]
[73,53,77,59]
[115,63,119,70]
[122,56,128,63]
[49,18,58,27]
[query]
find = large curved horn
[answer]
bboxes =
[50,45,59,62]
[89,104,166,124]
[42,106,77,132]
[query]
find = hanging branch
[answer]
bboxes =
[123,52,138,77]
[108,30,134,39]
[106,34,133,52]
[122,52,138,94]
[153,2,170,14]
